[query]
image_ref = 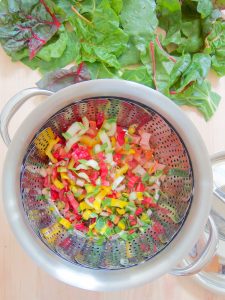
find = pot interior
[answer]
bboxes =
[20,96,194,269]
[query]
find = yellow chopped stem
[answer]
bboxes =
[53,178,64,190]
[59,218,72,229]
[89,222,96,230]
[137,192,143,200]
[83,210,93,220]
[115,164,129,178]
[79,201,92,211]
[61,172,70,180]
[68,158,75,169]
[111,199,128,208]
[116,208,126,215]
[118,220,125,230]
[45,137,60,163]
[93,188,111,212]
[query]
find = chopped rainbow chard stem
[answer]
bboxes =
[37,115,183,240]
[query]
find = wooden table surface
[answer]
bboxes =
[0,47,225,300]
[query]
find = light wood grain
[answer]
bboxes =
[0,47,225,300]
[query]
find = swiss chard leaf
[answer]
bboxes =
[205,21,225,52]
[70,0,128,69]
[86,62,118,79]
[36,65,91,92]
[36,27,68,62]
[53,0,75,18]
[86,61,153,88]
[201,9,222,37]
[0,0,61,59]
[211,55,225,76]
[205,20,225,76]
[171,80,221,120]
[121,65,153,87]
[195,0,213,18]
[120,0,158,49]
[75,0,97,18]
[141,37,176,94]
[10,47,29,61]
[118,41,141,67]
[176,19,204,53]
[156,0,182,46]
[178,53,211,91]
[169,53,191,87]
[22,30,79,73]
[0,0,223,122]
[109,0,123,14]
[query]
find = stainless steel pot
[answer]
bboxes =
[0,79,218,291]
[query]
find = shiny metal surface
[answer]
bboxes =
[193,152,225,295]
[170,215,218,276]
[212,152,225,205]
[1,80,213,290]
[0,88,53,146]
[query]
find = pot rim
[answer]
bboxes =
[2,79,212,291]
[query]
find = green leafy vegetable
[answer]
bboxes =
[121,65,153,87]
[196,0,213,18]
[22,31,79,73]
[205,20,225,76]
[141,37,176,94]
[169,54,191,87]
[53,0,75,17]
[120,0,158,48]
[36,28,68,62]
[0,0,224,120]
[0,0,61,59]
[177,53,211,91]
[176,19,204,53]
[109,0,123,14]
[118,41,141,67]
[171,80,221,120]
[201,8,222,37]
[156,0,182,46]
[36,64,91,92]
[70,0,128,69]
[86,62,118,79]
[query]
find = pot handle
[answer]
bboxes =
[0,88,53,147]
[170,215,218,276]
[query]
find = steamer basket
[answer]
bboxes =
[21,97,193,269]
[1,80,217,290]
